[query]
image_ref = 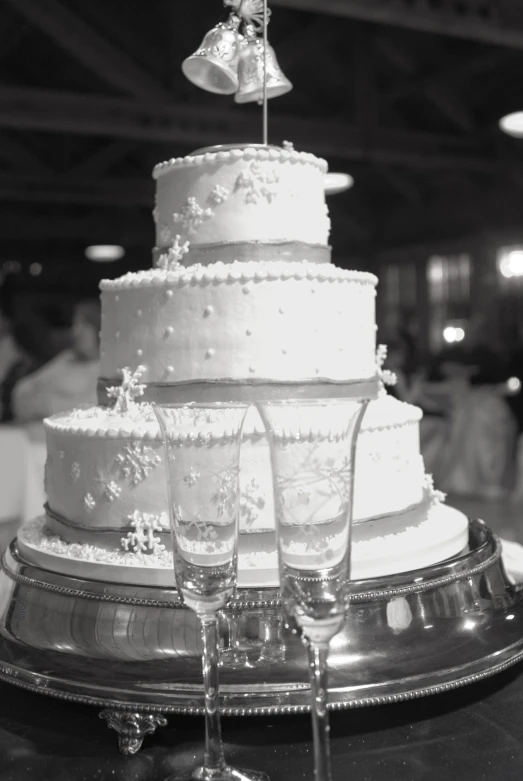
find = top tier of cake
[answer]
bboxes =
[152,146,330,250]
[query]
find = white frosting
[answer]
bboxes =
[18,504,469,587]
[18,142,468,590]
[100,262,377,385]
[152,147,330,247]
[43,396,427,541]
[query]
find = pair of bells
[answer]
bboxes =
[182,15,292,103]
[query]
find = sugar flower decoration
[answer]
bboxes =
[376,344,397,390]
[107,365,146,414]
[156,235,190,271]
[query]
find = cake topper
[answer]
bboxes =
[181,1,291,146]
[224,0,269,30]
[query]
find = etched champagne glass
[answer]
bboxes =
[257,398,368,781]
[155,402,268,781]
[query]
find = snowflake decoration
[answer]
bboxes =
[184,467,201,488]
[175,505,218,542]
[296,522,330,554]
[156,235,190,271]
[211,467,239,519]
[70,462,81,483]
[235,162,279,205]
[280,484,312,511]
[240,478,266,526]
[106,365,146,415]
[208,184,230,206]
[115,442,161,487]
[172,197,213,235]
[104,481,122,503]
[121,511,165,554]
[282,140,294,152]
[84,493,96,513]
[376,344,397,389]
[159,224,172,244]
[424,474,446,506]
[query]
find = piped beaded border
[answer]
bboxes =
[43,397,421,440]
[152,146,328,179]
[99,260,377,292]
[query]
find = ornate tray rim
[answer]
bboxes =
[1,518,523,715]
[0,637,522,715]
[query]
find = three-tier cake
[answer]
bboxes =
[17,144,469,586]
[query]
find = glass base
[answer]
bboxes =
[166,766,270,781]
[219,649,253,668]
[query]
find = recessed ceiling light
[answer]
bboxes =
[324,173,354,195]
[85,245,125,262]
[499,112,523,138]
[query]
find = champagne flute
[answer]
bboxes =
[257,398,368,781]
[155,402,269,781]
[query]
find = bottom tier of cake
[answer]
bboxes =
[18,504,469,588]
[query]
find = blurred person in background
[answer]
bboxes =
[13,299,100,422]
[406,315,516,499]
[0,312,55,423]
[0,275,22,386]
[0,305,20,387]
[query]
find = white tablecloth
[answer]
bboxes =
[0,424,46,528]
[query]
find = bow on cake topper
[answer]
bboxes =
[181,0,292,144]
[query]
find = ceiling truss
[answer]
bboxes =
[271,0,523,50]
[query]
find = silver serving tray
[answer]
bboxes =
[0,519,522,716]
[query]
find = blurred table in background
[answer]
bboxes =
[0,424,46,555]
[447,494,523,544]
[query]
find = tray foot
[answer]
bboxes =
[99,709,168,755]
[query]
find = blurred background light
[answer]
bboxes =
[443,325,466,344]
[507,377,522,394]
[324,173,354,195]
[498,248,523,278]
[85,245,125,262]
[499,111,523,138]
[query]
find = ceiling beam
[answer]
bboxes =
[0,131,55,174]
[382,184,523,244]
[270,0,523,50]
[353,25,378,139]
[0,172,152,208]
[376,36,476,133]
[374,165,421,204]
[4,0,171,102]
[384,49,511,109]
[0,85,503,174]
[0,209,151,243]
[70,140,137,177]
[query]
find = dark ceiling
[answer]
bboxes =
[2,0,523,290]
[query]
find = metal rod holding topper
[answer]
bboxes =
[181,0,292,146]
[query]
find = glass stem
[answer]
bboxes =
[308,642,332,781]
[200,614,226,773]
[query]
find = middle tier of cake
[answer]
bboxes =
[99,262,378,396]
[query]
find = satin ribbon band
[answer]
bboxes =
[44,504,170,539]
[98,376,380,406]
[152,240,331,268]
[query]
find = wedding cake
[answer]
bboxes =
[18,144,469,586]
